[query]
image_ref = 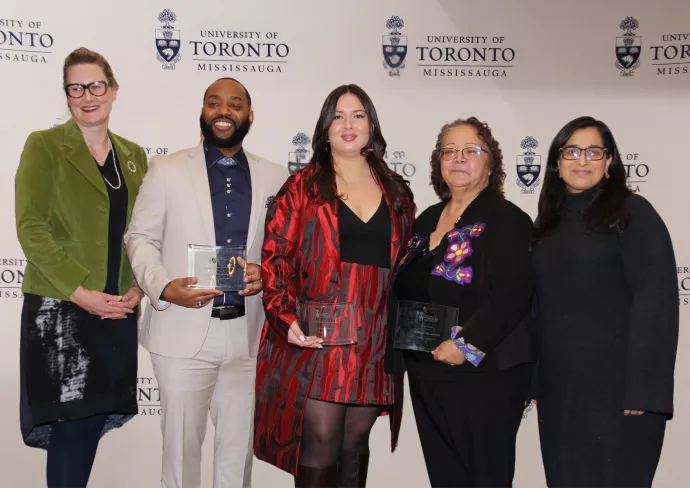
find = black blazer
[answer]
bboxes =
[385,187,536,375]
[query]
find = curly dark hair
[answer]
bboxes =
[429,117,506,199]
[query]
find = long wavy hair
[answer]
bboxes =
[307,84,414,214]
[532,116,631,246]
[429,117,506,199]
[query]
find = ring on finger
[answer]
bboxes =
[196,300,202,308]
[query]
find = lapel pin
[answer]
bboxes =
[126,161,137,173]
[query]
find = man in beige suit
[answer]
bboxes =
[125,78,288,488]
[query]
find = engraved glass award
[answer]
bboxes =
[187,244,247,292]
[296,298,357,346]
[393,300,459,352]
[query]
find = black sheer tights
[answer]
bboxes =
[299,398,381,469]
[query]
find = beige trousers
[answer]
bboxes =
[151,316,256,488]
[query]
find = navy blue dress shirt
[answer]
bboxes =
[204,143,252,307]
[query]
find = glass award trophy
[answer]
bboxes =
[296,298,357,346]
[187,244,247,292]
[393,300,459,352]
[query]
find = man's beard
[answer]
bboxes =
[199,114,251,148]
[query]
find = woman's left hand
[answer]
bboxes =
[103,287,144,320]
[432,340,466,366]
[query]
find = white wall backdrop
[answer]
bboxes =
[1,0,689,486]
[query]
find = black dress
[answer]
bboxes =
[532,187,679,487]
[20,146,138,448]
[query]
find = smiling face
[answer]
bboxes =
[65,63,117,129]
[440,124,490,195]
[327,93,370,158]
[200,79,253,149]
[559,127,612,193]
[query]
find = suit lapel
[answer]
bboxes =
[317,194,341,283]
[187,144,215,244]
[245,151,263,253]
[381,188,403,270]
[391,235,424,284]
[63,119,107,196]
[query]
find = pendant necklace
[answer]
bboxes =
[99,137,122,190]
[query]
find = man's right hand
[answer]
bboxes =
[162,277,223,308]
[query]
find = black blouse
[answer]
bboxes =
[95,145,129,295]
[387,187,535,377]
[338,195,391,268]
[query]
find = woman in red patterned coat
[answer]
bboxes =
[254,84,415,487]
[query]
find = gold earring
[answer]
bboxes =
[605,167,610,179]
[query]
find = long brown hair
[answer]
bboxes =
[307,84,414,214]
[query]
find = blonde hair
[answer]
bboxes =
[63,47,118,89]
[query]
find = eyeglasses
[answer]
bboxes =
[64,81,109,99]
[440,145,487,161]
[560,145,608,161]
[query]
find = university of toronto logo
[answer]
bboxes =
[288,132,311,174]
[382,16,407,76]
[615,17,641,76]
[516,136,541,194]
[156,9,181,70]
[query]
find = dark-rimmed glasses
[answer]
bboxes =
[64,81,109,99]
[560,145,608,161]
[440,145,487,161]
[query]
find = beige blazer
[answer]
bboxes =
[124,144,288,358]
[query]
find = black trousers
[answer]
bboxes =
[46,414,107,488]
[408,364,531,488]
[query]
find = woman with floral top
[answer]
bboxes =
[385,117,535,488]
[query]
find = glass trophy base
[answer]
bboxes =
[297,298,357,346]
[187,244,247,292]
[393,300,459,352]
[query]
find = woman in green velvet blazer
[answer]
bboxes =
[15,47,147,487]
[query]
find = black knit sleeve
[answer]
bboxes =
[619,195,679,417]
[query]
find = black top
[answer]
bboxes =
[532,187,678,416]
[95,145,128,295]
[338,195,391,268]
[387,187,535,377]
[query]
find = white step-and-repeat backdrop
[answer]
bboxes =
[1,0,688,486]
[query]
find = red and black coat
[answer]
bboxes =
[253,165,414,475]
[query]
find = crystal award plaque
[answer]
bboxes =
[296,298,357,346]
[187,244,247,292]
[393,300,459,352]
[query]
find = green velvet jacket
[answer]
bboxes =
[15,118,148,300]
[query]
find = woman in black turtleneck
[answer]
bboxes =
[532,117,679,487]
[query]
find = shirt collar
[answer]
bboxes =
[203,141,249,170]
